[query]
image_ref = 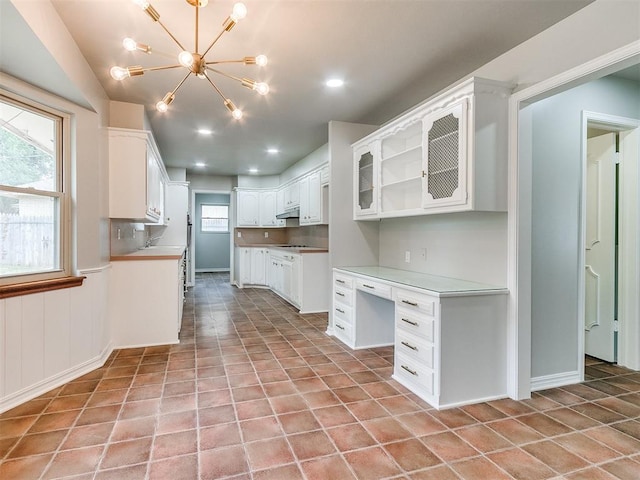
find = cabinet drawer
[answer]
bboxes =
[395,353,434,395]
[396,329,434,368]
[334,273,354,290]
[395,289,436,316]
[334,318,353,345]
[356,279,392,299]
[334,302,353,325]
[396,308,434,342]
[334,286,353,307]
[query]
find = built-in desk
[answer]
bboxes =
[330,267,508,410]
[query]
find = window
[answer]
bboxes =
[201,204,229,233]
[0,91,70,286]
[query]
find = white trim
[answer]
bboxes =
[531,370,582,392]
[507,41,640,400]
[77,264,112,275]
[195,268,230,273]
[0,342,113,414]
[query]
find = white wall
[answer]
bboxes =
[1,0,112,412]
[529,75,640,379]
[280,144,329,184]
[379,213,507,285]
[186,174,235,192]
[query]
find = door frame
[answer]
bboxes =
[579,113,640,376]
[506,42,640,399]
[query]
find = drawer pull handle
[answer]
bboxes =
[362,284,375,289]
[336,308,345,314]
[336,279,346,284]
[401,341,418,351]
[336,292,345,297]
[336,324,345,330]
[401,365,418,376]
[401,318,418,326]
[401,299,419,307]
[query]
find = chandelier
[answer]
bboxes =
[110,0,269,120]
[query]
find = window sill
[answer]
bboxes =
[0,276,86,299]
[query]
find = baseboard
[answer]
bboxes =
[195,268,230,273]
[0,342,114,414]
[112,340,180,350]
[531,370,582,391]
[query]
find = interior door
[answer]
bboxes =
[584,133,616,362]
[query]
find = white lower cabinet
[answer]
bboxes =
[236,247,269,287]
[110,256,184,348]
[267,250,329,313]
[331,267,508,409]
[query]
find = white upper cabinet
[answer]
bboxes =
[283,181,300,211]
[300,171,323,225]
[422,98,468,209]
[259,190,285,227]
[109,128,165,223]
[353,142,379,218]
[236,190,260,226]
[236,189,284,227]
[352,77,512,219]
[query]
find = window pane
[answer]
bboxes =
[202,205,228,219]
[0,99,56,191]
[0,191,60,278]
[201,204,229,232]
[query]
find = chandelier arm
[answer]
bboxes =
[144,64,183,73]
[206,67,244,84]
[170,71,193,96]
[195,3,199,53]
[201,28,228,58]
[203,73,228,102]
[206,60,245,65]
[156,19,187,52]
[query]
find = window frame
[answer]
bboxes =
[200,203,229,233]
[0,88,71,287]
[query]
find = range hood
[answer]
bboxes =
[276,207,300,219]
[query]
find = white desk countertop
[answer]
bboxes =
[335,266,508,296]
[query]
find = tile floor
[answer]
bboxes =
[1,273,639,480]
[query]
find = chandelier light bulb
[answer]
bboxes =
[110,66,129,81]
[123,37,138,51]
[132,0,150,10]
[232,108,243,120]
[156,92,174,112]
[178,51,194,68]
[255,55,268,67]
[231,2,247,21]
[254,82,269,95]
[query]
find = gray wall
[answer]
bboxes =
[194,193,231,271]
[530,75,640,379]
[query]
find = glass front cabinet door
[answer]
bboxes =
[353,142,379,218]
[422,98,468,209]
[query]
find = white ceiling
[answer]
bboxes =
[18,1,597,176]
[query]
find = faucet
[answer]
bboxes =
[145,236,162,248]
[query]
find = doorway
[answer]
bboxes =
[193,192,231,274]
[582,115,639,370]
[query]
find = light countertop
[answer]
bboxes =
[335,266,508,296]
[111,245,186,261]
[237,244,328,254]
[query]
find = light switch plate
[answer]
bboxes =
[405,251,411,263]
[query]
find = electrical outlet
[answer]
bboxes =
[237,231,242,238]
[116,228,121,240]
[405,251,411,263]
[264,232,269,238]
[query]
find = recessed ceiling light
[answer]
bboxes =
[267,148,279,154]
[249,168,258,174]
[197,128,213,135]
[195,162,206,168]
[326,78,344,88]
